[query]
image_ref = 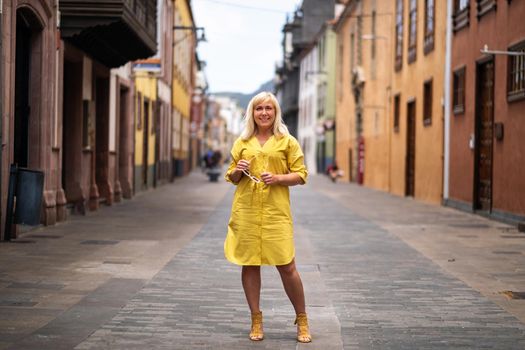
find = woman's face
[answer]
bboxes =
[253,100,276,131]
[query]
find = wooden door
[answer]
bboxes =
[475,60,494,211]
[405,101,416,197]
[348,148,353,182]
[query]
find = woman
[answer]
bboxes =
[224,91,311,343]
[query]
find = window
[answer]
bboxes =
[453,0,469,32]
[357,16,363,66]
[424,0,435,54]
[350,32,355,69]
[508,41,525,102]
[371,10,377,60]
[371,10,377,80]
[477,0,496,19]
[318,82,326,117]
[456,0,469,11]
[408,0,417,63]
[423,79,433,126]
[453,67,466,114]
[394,94,401,132]
[338,42,344,101]
[395,0,404,71]
[318,36,325,70]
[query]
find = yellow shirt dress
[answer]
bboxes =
[224,134,308,266]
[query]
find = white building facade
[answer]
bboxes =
[298,45,319,174]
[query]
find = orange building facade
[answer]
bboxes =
[335,0,446,205]
[446,1,525,225]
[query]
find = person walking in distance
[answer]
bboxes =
[224,91,311,343]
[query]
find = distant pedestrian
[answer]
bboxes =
[210,149,222,167]
[327,162,343,182]
[203,149,214,169]
[206,149,223,182]
[224,91,311,343]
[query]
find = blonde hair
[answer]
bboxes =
[240,91,289,140]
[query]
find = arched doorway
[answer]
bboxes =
[14,8,43,168]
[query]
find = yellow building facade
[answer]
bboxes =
[335,3,358,183]
[335,0,392,189]
[389,0,446,203]
[172,0,195,176]
[134,69,158,192]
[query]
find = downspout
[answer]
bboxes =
[0,0,4,237]
[443,0,453,202]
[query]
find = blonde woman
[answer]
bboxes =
[224,91,311,343]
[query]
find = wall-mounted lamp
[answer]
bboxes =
[173,26,207,43]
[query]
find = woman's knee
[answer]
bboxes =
[277,260,297,276]
[242,265,261,275]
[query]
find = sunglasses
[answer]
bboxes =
[242,169,262,183]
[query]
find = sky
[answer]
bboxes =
[192,0,302,94]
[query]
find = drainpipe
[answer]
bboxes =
[443,0,453,203]
[0,0,4,237]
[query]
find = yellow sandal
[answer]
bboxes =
[294,312,312,343]
[249,311,264,341]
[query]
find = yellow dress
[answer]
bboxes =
[224,134,308,266]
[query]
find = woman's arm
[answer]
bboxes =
[261,172,304,186]
[228,168,243,183]
[228,159,251,184]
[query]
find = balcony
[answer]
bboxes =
[60,0,157,68]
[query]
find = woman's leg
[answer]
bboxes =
[277,259,311,342]
[243,266,264,341]
[276,259,305,314]
[242,265,261,313]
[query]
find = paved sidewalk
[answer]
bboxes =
[311,176,525,324]
[296,177,525,349]
[1,172,525,349]
[0,173,229,350]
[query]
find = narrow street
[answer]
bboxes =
[1,172,525,349]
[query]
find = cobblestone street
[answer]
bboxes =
[1,172,525,349]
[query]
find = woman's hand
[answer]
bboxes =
[228,159,251,184]
[261,172,281,185]
[235,159,251,172]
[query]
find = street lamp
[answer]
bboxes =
[173,26,207,44]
